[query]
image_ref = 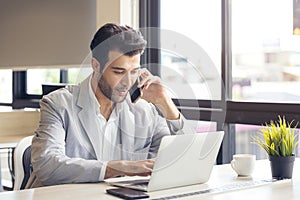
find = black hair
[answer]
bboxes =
[90,23,147,69]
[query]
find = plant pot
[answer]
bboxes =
[269,155,295,179]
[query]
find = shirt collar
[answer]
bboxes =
[88,75,124,117]
[88,75,101,115]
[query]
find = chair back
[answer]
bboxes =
[0,158,3,192]
[13,136,33,190]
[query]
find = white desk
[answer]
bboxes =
[0,159,299,200]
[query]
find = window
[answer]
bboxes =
[68,68,83,84]
[0,70,12,104]
[232,0,300,103]
[190,120,217,133]
[12,67,86,109]
[234,124,268,159]
[1,0,97,108]
[27,69,60,95]
[235,123,300,158]
[160,0,221,100]
[141,0,300,163]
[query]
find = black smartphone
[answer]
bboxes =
[129,78,142,103]
[106,188,149,199]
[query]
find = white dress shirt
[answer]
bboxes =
[88,76,184,180]
[88,77,124,180]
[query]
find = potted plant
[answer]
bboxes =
[253,116,299,179]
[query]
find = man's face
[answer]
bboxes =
[98,51,141,103]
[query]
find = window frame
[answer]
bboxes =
[140,0,300,164]
[12,70,68,109]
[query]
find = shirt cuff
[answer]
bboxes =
[166,113,184,132]
[99,161,108,181]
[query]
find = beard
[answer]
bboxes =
[97,75,128,103]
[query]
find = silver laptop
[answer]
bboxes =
[107,131,224,192]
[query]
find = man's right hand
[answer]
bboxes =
[104,159,155,179]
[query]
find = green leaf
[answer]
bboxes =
[253,115,299,157]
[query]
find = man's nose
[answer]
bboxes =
[120,72,132,86]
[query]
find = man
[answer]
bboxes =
[26,23,184,188]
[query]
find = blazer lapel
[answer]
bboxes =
[76,76,102,160]
[76,77,137,161]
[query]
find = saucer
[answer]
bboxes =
[236,175,253,180]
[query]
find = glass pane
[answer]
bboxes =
[235,124,300,159]
[0,69,12,103]
[67,68,81,84]
[160,0,221,100]
[68,67,92,85]
[232,0,300,102]
[235,124,267,160]
[187,120,217,133]
[27,69,60,94]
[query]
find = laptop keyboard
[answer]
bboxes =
[151,179,291,200]
[131,182,149,190]
[109,179,150,191]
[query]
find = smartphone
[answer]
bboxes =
[129,78,143,103]
[106,188,149,199]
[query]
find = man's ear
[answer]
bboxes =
[91,58,101,74]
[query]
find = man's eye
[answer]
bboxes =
[131,70,138,75]
[114,71,124,74]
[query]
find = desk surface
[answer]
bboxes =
[0,159,299,200]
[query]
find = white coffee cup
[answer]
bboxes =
[231,154,256,176]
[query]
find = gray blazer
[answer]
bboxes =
[26,76,182,188]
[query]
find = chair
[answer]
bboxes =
[13,136,33,190]
[42,83,67,95]
[0,110,39,190]
[0,158,3,192]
